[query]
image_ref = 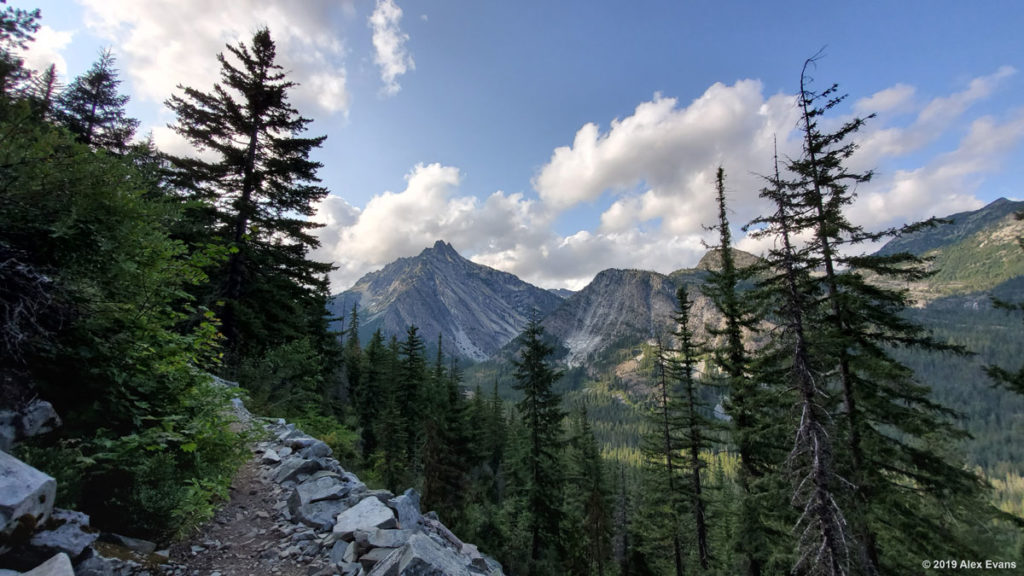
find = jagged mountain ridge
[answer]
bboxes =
[329,241,563,361]
[539,254,746,367]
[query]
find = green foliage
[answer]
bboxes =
[0,64,246,542]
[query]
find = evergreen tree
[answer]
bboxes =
[668,286,714,571]
[422,335,472,526]
[563,407,613,576]
[701,166,783,575]
[358,328,387,460]
[748,158,850,576]
[373,334,408,492]
[55,49,139,151]
[26,63,59,120]
[784,57,987,574]
[638,339,687,576]
[0,3,39,97]
[344,304,363,411]
[166,27,333,369]
[398,324,427,470]
[510,316,566,575]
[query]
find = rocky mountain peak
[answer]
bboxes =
[423,239,461,260]
[329,242,562,361]
[696,248,761,271]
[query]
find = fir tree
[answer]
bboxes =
[639,339,686,576]
[373,334,408,492]
[27,63,59,120]
[0,4,39,97]
[166,27,333,368]
[398,324,427,470]
[668,286,714,571]
[785,57,986,574]
[55,49,139,151]
[701,166,783,575]
[564,407,613,576]
[510,316,566,575]
[748,156,850,576]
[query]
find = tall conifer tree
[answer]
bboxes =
[701,167,784,575]
[166,27,332,368]
[55,49,138,151]
[786,57,985,574]
[511,316,565,575]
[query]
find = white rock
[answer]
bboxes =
[0,450,56,554]
[21,552,73,576]
[332,497,396,542]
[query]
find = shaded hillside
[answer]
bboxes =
[329,241,562,361]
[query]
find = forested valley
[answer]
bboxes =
[1,5,1021,576]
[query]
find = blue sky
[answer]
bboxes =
[14,0,1024,290]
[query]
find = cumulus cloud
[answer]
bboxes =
[369,0,415,96]
[314,69,1021,291]
[78,0,351,115]
[20,25,73,76]
[852,109,1024,226]
[533,82,800,225]
[313,163,541,289]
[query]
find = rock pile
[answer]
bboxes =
[238,419,505,576]
[1,388,503,575]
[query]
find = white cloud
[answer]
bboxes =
[853,83,916,116]
[852,66,1017,171]
[314,69,1021,292]
[313,163,540,289]
[852,109,1024,226]
[369,0,415,96]
[19,25,73,77]
[78,0,351,115]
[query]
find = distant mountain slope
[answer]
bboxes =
[328,241,563,361]
[878,197,1022,256]
[875,198,1024,300]
[539,268,732,368]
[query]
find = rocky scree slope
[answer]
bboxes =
[329,241,562,361]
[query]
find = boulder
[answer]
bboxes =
[19,401,61,439]
[0,450,56,554]
[260,448,281,465]
[366,533,471,576]
[332,497,397,541]
[387,489,422,530]
[422,516,462,550]
[329,539,349,565]
[359,546,398,572]
[29,509,97,558]
[367,528,414,549]
[288,475,354,530]
[298,439,332,459]
[273,456,322,484]
[291,498,348,531]
[21,553,73,576]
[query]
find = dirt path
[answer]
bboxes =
[162,446,336,576]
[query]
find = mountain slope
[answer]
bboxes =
[875,197,1024,300]
[329,241,562,361]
